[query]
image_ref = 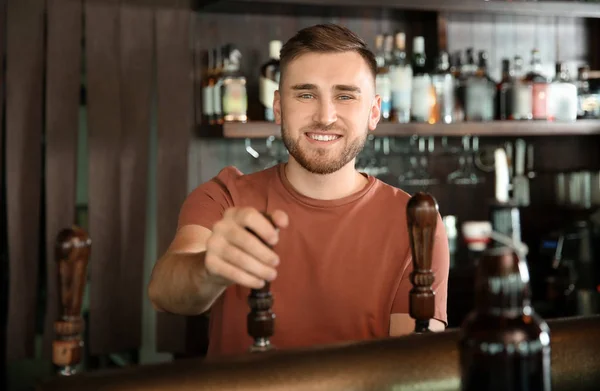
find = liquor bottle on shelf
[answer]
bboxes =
[577,65,600,119]
[450,51,465,122]
[201,48,215,125]
[465,50,496,121]
[260,40,281,122]
[219,44,248,123]
[389,32,412,123]
[410,36,435,123]
[456,48,477,115]
[375,34,392,121]
[512,55,533,120]
[548,62,578,122]
[459,246,551,391]
[524,49,549,120]
[496,58,514,120]
[431,51,454,124]
[212,47,224,125]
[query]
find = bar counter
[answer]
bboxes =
[37,315,600,391]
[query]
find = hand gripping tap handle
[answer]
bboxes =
[406,192,439,334]
[52,226,92,376]
[246,212,276,353]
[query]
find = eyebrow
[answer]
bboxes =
[290,83,361,93]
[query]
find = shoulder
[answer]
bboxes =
[190,165,277,200]
[177,165,278,230]
[369,178,413,208]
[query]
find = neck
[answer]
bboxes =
[284,158,368,200]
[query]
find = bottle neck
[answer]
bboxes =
[474,248,532,315]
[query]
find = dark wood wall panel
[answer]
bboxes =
[446,13,588,81]
[85,0,124,355]
[587,18,600,70]
[118,2,153,352]
[42,0,83,359]
[0,0,7,383]
[5,0,45,361]
[155,3,194,354]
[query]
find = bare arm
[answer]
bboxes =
[148,208,289,316]
[148,225,226,315]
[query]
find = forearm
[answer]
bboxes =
[148,251,227,315]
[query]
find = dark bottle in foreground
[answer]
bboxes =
[459,247,551,391]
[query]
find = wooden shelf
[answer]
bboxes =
[199,0,600,18]
[196,119,600,138]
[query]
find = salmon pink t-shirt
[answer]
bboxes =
[177,163,449,357]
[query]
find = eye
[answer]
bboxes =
[298,93,314,100]
[338,95,354,101]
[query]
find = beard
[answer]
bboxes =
[281,118,368,175]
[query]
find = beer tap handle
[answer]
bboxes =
[53,226,91,376]
[247,213,276,353]
[406,192,439,333]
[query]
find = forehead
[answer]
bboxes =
[283,51,374,89]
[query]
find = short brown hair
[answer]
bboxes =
[279,24,377,83]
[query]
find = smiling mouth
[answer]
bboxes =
[305,133,342,142]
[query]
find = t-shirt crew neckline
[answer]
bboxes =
[277,163,377,208]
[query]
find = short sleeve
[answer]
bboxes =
[391,214,450,326]
[177,166,242,231]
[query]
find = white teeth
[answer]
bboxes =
[309,134,339,142]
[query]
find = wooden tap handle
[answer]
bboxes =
[406,192,439,333]
[246,212,276,352]
[52,225,91,375]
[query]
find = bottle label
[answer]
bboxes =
[390,66,412,112]
[376,74,392,117]
[512,83,532,120]
[411,75,432,122]
[532,83,548,119]
[259,75,278,110]
[465,79,494,121]
[223,80,247,117]
[202,85,214,115]
[548,83,578,121]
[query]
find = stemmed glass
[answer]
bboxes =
[446,135,485,185]
[398,136,439,187]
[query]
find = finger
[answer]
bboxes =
[226,224,280,267]
[205,253,265,290]
[269,210,289,229]
[235,208,280,246]
[221,243,277,282]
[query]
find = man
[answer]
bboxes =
[148,24,449,357]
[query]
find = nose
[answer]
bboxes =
[313,97,337,127]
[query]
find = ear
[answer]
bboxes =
[368,94,381,131]
[274,90,282,125]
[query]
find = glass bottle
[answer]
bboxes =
[459,247,552,391]
[465,50,496,121]
[201,48,215,125]
[259,40,281,122]
[212,47,224,125]
[511,55,533,120]
[450,51,465,122]
[410,36,435,123]
[431,51,455,124]
[220,44,248,123]
[496,58,514,120]
[548,62,578,122]
[524,49,549,120]
[374,34,392,121]
[389,32,412,123]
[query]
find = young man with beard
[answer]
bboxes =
[148,24,449,357]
